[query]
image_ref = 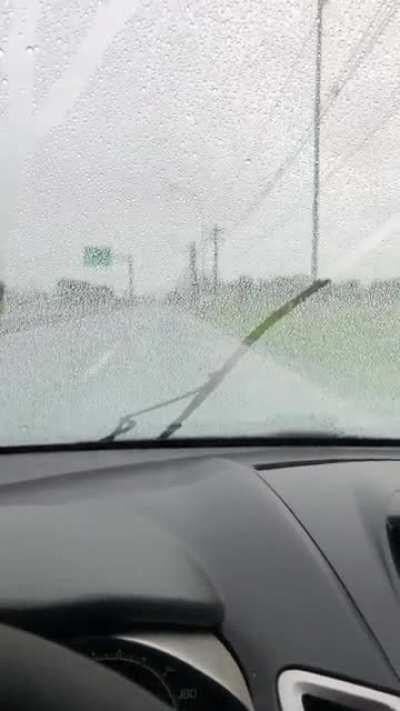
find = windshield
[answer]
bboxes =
[1,0,400,446]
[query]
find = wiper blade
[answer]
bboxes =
[158,278,330,440]
[100,278,329,444]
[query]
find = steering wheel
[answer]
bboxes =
[0,623,170,711]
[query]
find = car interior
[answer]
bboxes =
[2,0,400,709]
[2,441,400,710]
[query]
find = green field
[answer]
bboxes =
[197,293,400,422]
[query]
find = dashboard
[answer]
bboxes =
[2,443,400,710]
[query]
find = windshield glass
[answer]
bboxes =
[1,0,400,445]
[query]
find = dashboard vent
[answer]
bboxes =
[302,695,361,711]
[278,671,400,711]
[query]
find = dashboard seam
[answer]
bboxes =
[254,458,400,471]
[254,469,400,687]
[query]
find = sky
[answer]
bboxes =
[1,0,400,295]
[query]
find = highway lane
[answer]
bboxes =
[0,303,387,446]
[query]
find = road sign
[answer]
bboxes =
[83,246,112,268]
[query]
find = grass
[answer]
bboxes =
[196,292,400,419]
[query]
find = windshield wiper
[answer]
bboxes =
[100,278,329,443]
[158,279,329,439]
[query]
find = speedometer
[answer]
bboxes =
[92,650,177,708]
[74,632,254,711]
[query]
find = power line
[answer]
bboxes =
[291,28,400,220]
[233,125,312,227]
[321,0,398,114]
[231,0,399,233]
[325,84,400,182]
[240,23,400,245]
[255,79,400,245]
[231,18,317,186]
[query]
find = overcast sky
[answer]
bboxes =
[1,0,400,294]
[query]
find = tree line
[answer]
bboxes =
[167,274,400,308]
[217,275,400,305]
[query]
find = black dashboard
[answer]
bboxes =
[2,444,400,710]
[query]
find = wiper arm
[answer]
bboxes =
[158,278,330,440]
[100,386,202,442]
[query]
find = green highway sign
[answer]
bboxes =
[83,246,113,268]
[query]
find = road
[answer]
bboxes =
[0,299,123,337]
[0,303,388,446]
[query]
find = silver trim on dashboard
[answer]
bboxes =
[278,669,400,710]
[117,631,254,710]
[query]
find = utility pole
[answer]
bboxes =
[167,182,205,286]
[127,254,134,301]
[188,241,199,299]
[311,0,326,280]
[211,225,224,294]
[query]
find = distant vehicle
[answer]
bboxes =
[56,279,115,306]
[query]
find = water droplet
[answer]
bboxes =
[25,45,34,54]
[0,48,4,59]
[245,157,252,165]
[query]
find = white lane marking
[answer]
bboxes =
[85,347,117,379]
